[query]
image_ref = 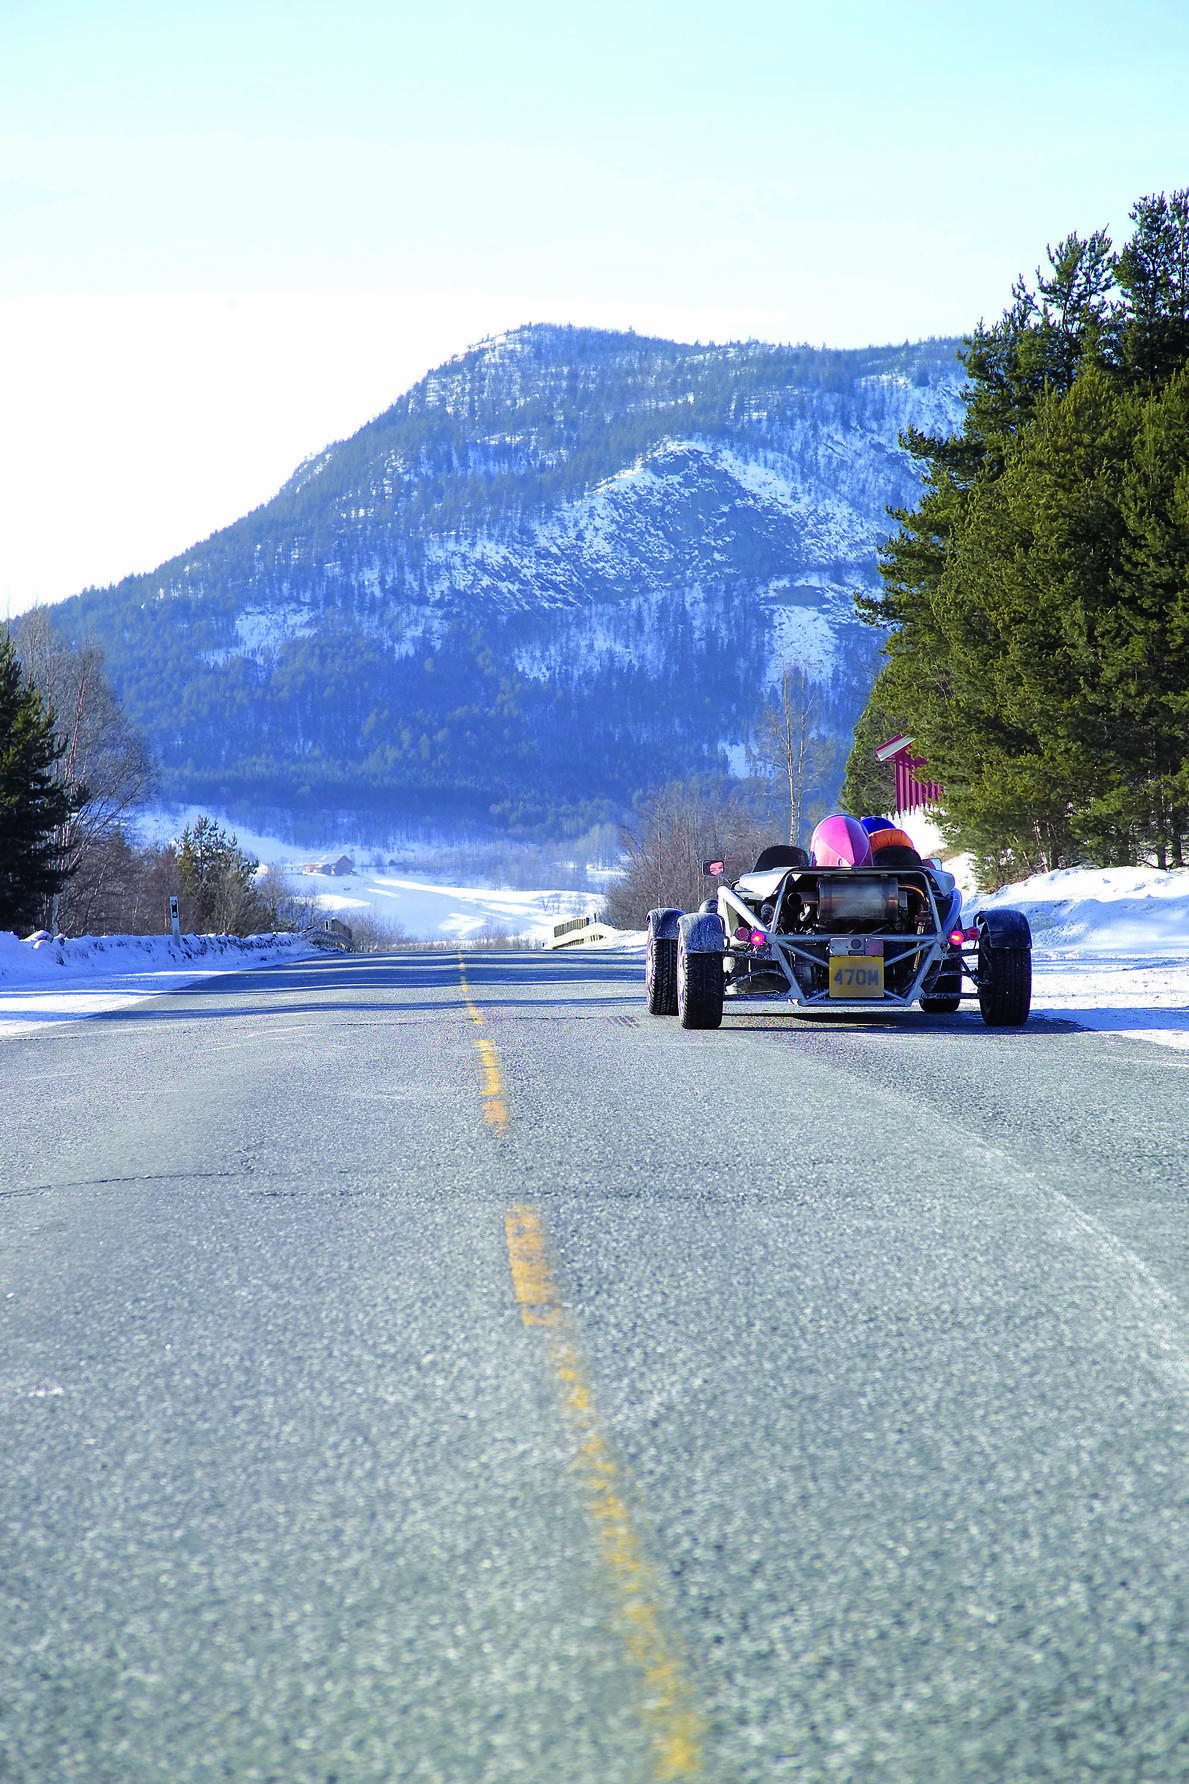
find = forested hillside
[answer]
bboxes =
[52,325,962,838]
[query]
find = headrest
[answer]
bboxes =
[751,844,810,873]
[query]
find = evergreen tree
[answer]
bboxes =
[853,189,1189,884]
[885,367,1133,878]
[177,815,274,934]
[1116,191,1189,386]
[0,635,78,931]
[840,689,899,818]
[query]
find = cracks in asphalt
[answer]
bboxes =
[1,1168,400,1200]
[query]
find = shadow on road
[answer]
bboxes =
[722,1008,1088,1039]
[95,949,643,1025]
[87,949,1136,1043]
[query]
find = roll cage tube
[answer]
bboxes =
[716,867,955,1008]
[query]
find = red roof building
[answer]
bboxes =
[875,733,944,814]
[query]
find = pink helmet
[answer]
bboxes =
[810,813,873,868]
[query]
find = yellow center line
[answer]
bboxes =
[458,954,508,1133]
[504,1203,705,1781]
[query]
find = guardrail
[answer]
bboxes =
[548,912,617,949]
[302,917,354,952]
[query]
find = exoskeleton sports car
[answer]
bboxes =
[645,815,1032,1032]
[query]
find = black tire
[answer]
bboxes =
[920,957,962,1014]
[978,943,1031,1027]
[678,948,724,1030]
[646,934,677,1015]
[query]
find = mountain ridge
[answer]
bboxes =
[50,324,966,838]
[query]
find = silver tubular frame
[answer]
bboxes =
[717,869,955,1010]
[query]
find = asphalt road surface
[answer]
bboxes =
[3,947,1189,1783]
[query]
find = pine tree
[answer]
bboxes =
[1116,191,1189,386]
[853,190,1189,883]
[0,634,78,931]
[840,688,899,817]
[908,367,1133,875]
[176,816,273,935]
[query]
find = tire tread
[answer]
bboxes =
[978,945,1031,1027]
[678,949,724,1029]
[920,957,962,1014]
[646,935,678,1015]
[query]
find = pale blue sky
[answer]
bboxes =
[2,0,1187,609]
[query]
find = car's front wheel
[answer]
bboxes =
[646,933,677,1015]
[920,955,962,1014]
[677,947,724,1030]
[977,942,1031,1027]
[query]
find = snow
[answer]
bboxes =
[6,863,1189,1055]
[0,931,316,1040]
[234,604,317,657]
[295,868,597,943]
[882,820,1189,1049]
[201,604,317,666]
[767,604,839,680]
[967,865,1189,1051]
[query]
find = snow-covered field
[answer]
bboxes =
[134,808,611,943]
[4,865,1189,1051]
[305,868,598,943]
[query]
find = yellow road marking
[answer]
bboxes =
[458,955,508,1132]
[504,1204,705,1781]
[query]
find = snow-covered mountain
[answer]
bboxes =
[53,324,964,837]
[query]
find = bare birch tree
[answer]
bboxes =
[747,663,840,845]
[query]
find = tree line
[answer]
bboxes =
[0,616,302,937]
[842,189,1189,885]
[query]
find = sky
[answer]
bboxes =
[2,0,1187,614]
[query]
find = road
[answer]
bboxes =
[2,947,1189,1783]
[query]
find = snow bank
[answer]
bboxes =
[0,930,316,1040]
[968,864,1189,952]
[966,866,1189,1051]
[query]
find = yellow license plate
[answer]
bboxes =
[829,957,885,998]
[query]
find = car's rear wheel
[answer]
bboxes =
[646,934,677,1015]
[977,942,1031,1027]
[920,956,962,1014]
[678,947,724,1030]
